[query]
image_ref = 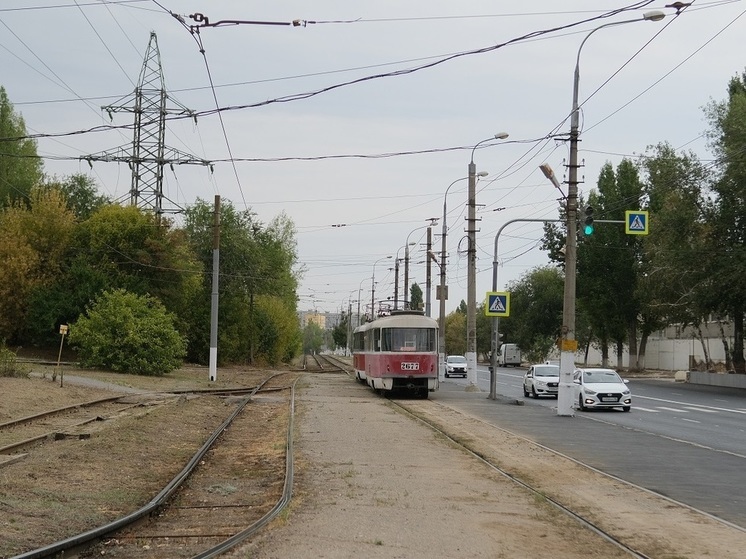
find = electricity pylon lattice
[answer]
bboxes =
[82,31,210,217]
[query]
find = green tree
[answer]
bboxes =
[410,283,423,311]
[43,173,111,220]
[501,266,564,362]
[444,311,466,355]
[0,86,42,207]
[253,295,301,365]
[332,312,349,351]
[0,188,76,343]
[476,302,492,361]
[638,142,710,365]
[303,322,324,354]
[704,69,746,373]
[69,289,186,376]
[184,199,300,364]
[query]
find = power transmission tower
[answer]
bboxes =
[82,32,210,218]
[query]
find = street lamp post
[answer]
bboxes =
[437,174,487,378]
[371,256,392,319]
[357,276,368,327]
[394,244,411,310]
[556,10,664,416]
[404,220,438,310]
[489,218,562,399]
[345,289,357,356]
[466,133,508,389]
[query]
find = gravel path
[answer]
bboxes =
[233,374,629,559]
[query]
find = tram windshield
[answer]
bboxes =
[381,327,436,352]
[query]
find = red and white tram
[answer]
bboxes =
[352,310,439,398]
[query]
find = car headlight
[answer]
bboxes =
[583,388,597,395]
[536,381,547,387]
[622,389,630,395]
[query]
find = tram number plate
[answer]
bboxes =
[401,362,420,371]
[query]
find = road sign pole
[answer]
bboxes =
[490,218,561,400]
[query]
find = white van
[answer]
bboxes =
[498,343,521,367]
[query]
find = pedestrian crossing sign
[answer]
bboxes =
[625,210,649,235]
[485,292,510,317]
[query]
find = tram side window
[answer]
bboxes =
[381,328,435,351]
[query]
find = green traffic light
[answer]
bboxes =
[583,205,594,235]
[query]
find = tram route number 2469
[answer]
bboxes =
[401,362,420,371]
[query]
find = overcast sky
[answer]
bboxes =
[3,0,745,318]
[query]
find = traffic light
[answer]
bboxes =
[583,205,594,235]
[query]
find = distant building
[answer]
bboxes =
[297,310,343,331]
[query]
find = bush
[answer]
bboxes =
[69,289,186,376]
[0,343,28,377]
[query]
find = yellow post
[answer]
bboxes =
[57,325,68,387]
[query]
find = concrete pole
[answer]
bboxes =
[466,135,506,389]
[404,244,410,310]
[438,206,448,378]
[394,258,400,310]
[425,226,432,316]
[557,10,665,416]
[466,160,478,388]
[209,195,220,382]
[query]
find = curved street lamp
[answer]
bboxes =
[466,132,509,388]
[404,219,438,310]
[371,255,392,319]
[394,243,413,310]
[555,9,665,416]
[356,276,369,328]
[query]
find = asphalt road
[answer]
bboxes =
[434,365,746,528]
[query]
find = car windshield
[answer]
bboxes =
[447,356,466,363]
[583,370,621,383]
[534,366,559,377]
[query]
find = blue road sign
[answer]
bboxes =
[485,292,510,317]
[625,210,649,235]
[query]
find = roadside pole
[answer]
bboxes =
[209,195,220,382]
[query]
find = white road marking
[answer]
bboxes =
[681,418,701,424]
[657,406,688,413]
[683,406,719,413]
[632,406,660,413]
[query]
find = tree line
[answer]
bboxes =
[0,86,301,373]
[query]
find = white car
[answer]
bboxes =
[445,355,467,378]
[523,364,560,398]
[573,368,631,412]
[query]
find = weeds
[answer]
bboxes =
[0,344,28,378]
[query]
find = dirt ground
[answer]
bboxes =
[2,363,746,558]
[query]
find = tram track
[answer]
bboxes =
[6,368,739,558]
[8,372,300,559]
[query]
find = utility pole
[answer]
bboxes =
[425,226,433,316]
[555,11,665,416]
[466,134,507,389]
[466,157,479,388]
[81,32,210,219]
[394,258,400,310]
[209,195,220,381]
